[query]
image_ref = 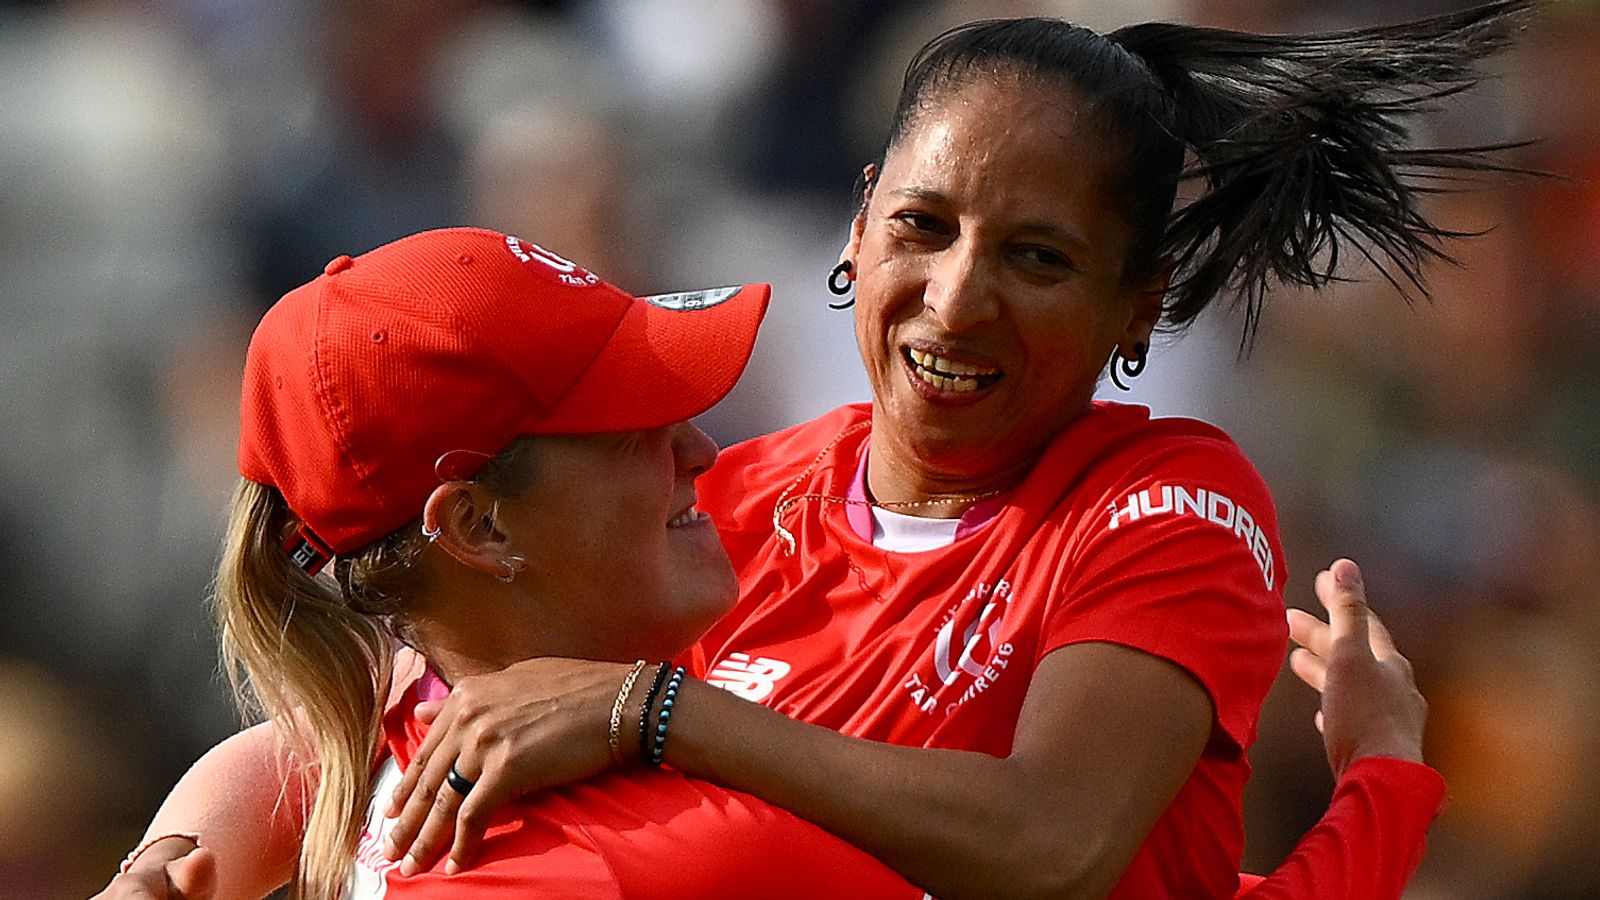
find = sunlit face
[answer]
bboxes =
[495,423,736,661]
[849,76,1159,489]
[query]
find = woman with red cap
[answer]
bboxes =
[100,1,1538,897]
[101,226,937,899]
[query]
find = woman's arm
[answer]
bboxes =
[93,645,426,898]
[383,644,1213,900]
[672,642,1214,900]
[1241,559,1443,899]
[104,722,302,900]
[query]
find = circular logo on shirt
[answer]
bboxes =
[935,591,1010,686]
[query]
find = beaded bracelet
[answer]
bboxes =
[607,660,648,765]
[648,666,686,766]
[637,661,671,762]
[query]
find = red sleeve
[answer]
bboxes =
[1238,758,1447,899]
[1045,441,1287,751]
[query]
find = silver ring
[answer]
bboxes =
[445,764,476,796]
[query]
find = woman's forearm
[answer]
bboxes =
[663,643,1213,900]
[143,722,302,899]
[666,680,1067,899]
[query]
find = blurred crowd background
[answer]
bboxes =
[1,0,1595,897]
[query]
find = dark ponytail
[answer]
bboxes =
[880,1,1538,342]
[1109,0,1536,339]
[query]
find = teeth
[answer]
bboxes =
[907,348,996,393]
[906,348,998,379]
[914,367,981,393]
[668,507,698,527]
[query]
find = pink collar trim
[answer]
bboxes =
[416,665,452,702]
[845,442,1006,543]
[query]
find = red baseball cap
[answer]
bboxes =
[239,227,769,562]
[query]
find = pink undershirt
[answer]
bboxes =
[844,441,1006,545]
[415,666,451,702]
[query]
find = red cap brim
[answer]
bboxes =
[530,282,771,433]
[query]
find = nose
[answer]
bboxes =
[923,240,999,332]
[672,422,720,478]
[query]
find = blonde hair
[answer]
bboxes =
[214,439,541,899]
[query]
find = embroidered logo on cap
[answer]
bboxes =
[504,235,600,288]
[641,286,741,311]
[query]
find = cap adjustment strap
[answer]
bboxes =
[283,524,335,576]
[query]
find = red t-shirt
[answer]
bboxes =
[691,402,1289,898]
[350,677,923,899]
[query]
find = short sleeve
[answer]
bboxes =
[1043,441,1288,751]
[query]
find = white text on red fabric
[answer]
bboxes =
[1105,485,1275,590]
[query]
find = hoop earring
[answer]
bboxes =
[826,260,854,310]
[420,521,442,542]
[496,554,527,584]
[1110,341,1148,392]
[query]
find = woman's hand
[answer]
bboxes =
[1287,559,1428,778]
[90,839,217,900]
[381,656,638,875]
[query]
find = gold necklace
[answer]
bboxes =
[770,421,1007,556]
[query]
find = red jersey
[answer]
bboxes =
[692,402,1289,898]
[350,677,923,899]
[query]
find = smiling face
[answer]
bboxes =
[496,422,737,661]
[849,74,1162,499]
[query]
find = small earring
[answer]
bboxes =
[1110,341,1148,392]
[496,554,527,584]
[420,522,442,542]
[827,260,854,310]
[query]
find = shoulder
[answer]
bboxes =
[1070,404,1273,513]
[700,403,870,530]
[711,403,870,475]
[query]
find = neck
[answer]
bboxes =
[403,567,577,684]
[864,417,1042,520]
[407,608,537,685]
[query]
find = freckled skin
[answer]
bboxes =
[846,75,1164,508]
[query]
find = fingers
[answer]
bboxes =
[1286,607,1330,658]
[390,748,473,876]
[166,847,218,900]
[1317,558,1373,655]
[387,702,448,817]
[384,699,469,872]
[446,770,504,875]
[414,699,443,725]
[1366,605,1402,662]
[1287,646,1327,693]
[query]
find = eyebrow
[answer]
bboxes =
[886,187,1092,252]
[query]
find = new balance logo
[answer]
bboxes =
[706,653,793,703]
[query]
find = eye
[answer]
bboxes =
[890,210,951,236]
[1012,244,1077,273]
